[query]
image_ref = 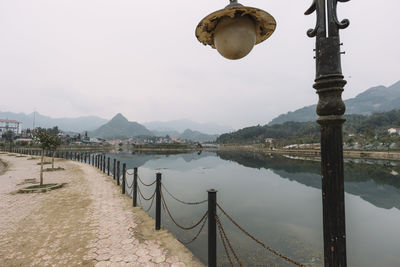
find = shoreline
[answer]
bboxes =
[219,145,400,161]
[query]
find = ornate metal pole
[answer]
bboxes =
[305,0,349,266]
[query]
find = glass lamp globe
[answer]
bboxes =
[195,1,276,60]
[214,16,256,60]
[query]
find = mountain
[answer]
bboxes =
[0,111,107,132]
[217,109,400,144]
[179,129,218,142]
[269,80,400,125]
[152,128,218,142]
[152,130,181,138]
[89,113,152,140]
[142,119,233,135]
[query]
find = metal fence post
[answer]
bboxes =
[107,157,110,176]
[103,155,106,173]
[113,159,116,179]
[117,161,120,185]
[208,189,217,267]
[122,163,126,194]
[155,173,162,230]
[133,167,138,207]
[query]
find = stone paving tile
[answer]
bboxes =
[0,154,204,267]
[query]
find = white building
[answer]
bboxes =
[388,128,400,135]
[0,119,21,135]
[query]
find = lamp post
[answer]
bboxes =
[196,0,349,266]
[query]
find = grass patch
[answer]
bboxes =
[27,157,38,160]
[18,183,65,193]
[36,162,52,165]
[16,155,27,158]
[25,184,58,190]
[43,167,65,172]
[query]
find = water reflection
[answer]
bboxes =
[217,150,400,210]
[106,150,400,267]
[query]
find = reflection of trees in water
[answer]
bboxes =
[106,151,215,169]
[217,150,400,210]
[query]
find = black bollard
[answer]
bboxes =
[103,155,106,173]
[208,189,217,267]
[133,167,138,207]
[117,161,120,185]
[122,163,126,194]
[113,159,116,179]
[107,158,110,176]
[155,173,162,230]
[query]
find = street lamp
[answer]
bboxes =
[195,0,276,59]
[196,0,349,266]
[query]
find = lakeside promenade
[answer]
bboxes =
[0,153,203,267]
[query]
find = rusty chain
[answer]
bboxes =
[137,185,156,201]
[161,183,207,205]
[216,214,243,267]
[144,192,155,212]
[216,216,234,267]
[179,212,208,245]
[216,203,306,267]
[161,191,208,231]
[138,175,156,187]
[125,177,134,189]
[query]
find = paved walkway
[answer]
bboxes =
[0,153,203,267]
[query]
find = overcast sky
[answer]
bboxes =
[0,0,399,129]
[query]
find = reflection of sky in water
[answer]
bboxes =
[110,151,400,266]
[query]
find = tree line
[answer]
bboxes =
[217,109,400,148]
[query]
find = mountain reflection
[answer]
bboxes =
[108,150,400,210]
[217,150,400,210]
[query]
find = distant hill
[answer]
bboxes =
[217,109,400,144]
[145,128,218,142]
[143,119,233,135]
[179,129,218,142]
[0,111,107,132]
[89,113,153,139]
[269,80,400,125]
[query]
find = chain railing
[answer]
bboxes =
[9,149,310,267]
[216,214,242,266]
[138,175,156,187]
[161,191,208,231]
[216,203,307,267]
[161,183,207,205]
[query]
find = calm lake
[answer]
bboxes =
[106,150,400,267]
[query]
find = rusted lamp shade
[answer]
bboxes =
[195,1,276,60]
